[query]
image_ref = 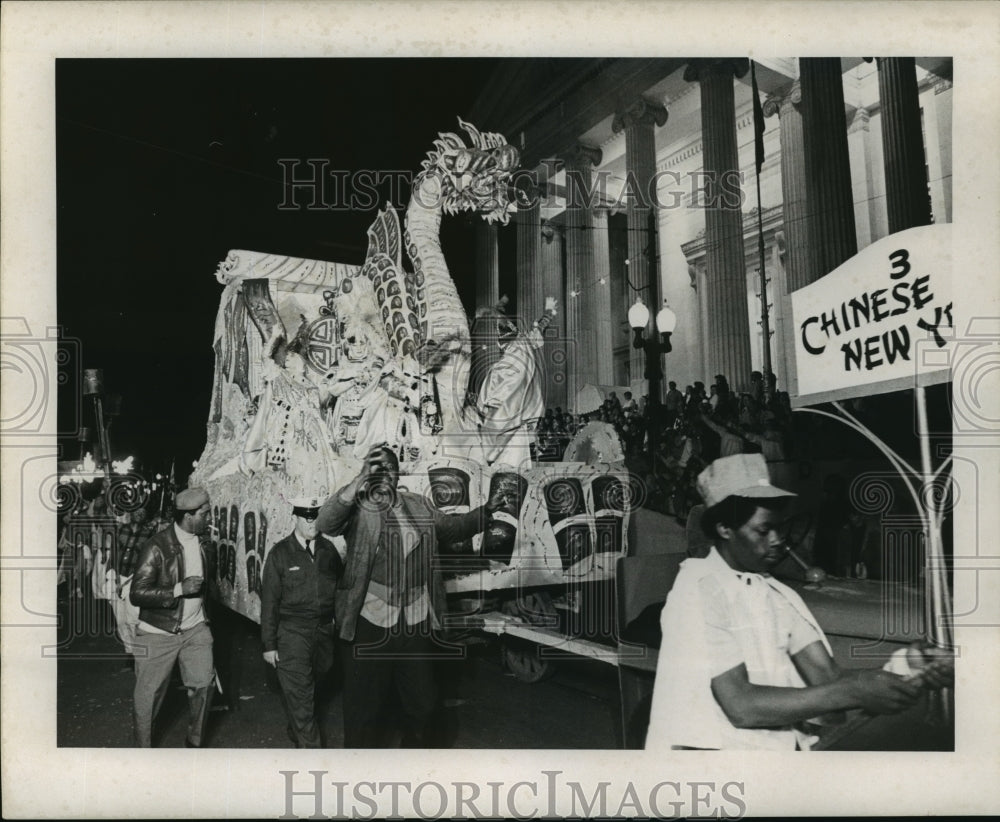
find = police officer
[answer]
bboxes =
[261,497,343,748]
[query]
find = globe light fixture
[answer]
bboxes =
[656,303,677,335]
[628,299,650,331]
[631,299,675,355]
[627,297,678,478]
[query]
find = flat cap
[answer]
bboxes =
[175,487,209,511]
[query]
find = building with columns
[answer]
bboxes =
[468,57,953,411]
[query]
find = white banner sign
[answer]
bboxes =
[790,223,953,405]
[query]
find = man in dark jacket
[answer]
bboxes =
[261,496,344,748]
[317,445,505,747]
[130,487,215,747]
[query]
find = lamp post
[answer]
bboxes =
[82,368,112,478]
[629,299,677,477]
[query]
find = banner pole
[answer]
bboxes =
[915,385,953,651]
[915,385,954,727]
[755,169,772,395]
[750,61,773,398]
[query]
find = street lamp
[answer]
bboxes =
[629,299,677,477]
[83,368,113,478]
[629,298,675,374]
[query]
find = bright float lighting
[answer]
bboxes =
[61,452,102,484]
[112,456,135,475]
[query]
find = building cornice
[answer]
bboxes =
[680,204,785,261]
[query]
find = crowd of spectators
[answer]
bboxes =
[530,371,930,581]
[534,372,802,518]
[534,388,655,460]
[645,372,795,520]
[58,493,170,604]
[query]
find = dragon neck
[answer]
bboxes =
[404,171,474,433]
[404,172,469,348]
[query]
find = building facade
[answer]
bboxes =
[469,57,953,410]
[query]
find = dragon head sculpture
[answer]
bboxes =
[414,117,520,225]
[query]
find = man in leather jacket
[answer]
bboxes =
[130,487,215,747]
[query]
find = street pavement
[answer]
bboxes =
[55,593,952,751]
[56,595,621,749]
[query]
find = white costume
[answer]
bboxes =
[646,547,831,751]
[475,326,545,470]
[212,351,341,501]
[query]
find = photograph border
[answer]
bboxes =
[2,1,999,818]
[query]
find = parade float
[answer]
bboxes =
[188,120,634,675]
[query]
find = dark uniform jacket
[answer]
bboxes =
[260,533,344,652]
[129,524,215,633]
[317,490,488,642]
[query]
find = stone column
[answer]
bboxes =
[563,143,603,392]
[763,81,811,294]
[684,58,753,392]
[847,108,881,246]
[515,197,543,328]
[933,78,953,223]
[591,205,615,385]
[876,57,932,233]
[799,57,857,279]
[921,77,952,225]
[612,97,668,395]
[474,222,499,312]
[541,222,567,410]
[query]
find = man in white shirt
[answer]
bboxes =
[646,454,952,750]
[130,487,215,747]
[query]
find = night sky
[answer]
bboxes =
[56,58,508,473]
[55,56,951,476]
